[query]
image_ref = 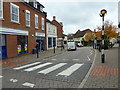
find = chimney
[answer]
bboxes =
[53,16,56,20]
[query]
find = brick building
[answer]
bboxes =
[52,16,63,47]
[0,0,47,59]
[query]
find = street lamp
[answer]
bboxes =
[99,9,107,63]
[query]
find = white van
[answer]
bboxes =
[67,41,77,51]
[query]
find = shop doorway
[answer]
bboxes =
[36,38,44,52]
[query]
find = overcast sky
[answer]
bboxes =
[39,0,119,34]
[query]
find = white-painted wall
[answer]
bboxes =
[46,22,57,50]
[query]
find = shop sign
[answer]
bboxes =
[36,32,45,37]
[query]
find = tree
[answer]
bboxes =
[84,32,94,42]
[96,20,118,39]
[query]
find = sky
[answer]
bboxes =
[39,0,119,35]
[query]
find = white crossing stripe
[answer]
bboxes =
[13,62,41,70]
[38,63,67,74]
[10,79,18,83]
[24,62,52,72]
[57,63,83,76]
[72,59,80,61]
[51,59,57,61]
[0,75,3,78]
[22,82,35,88]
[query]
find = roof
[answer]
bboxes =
[46,19,56,26]
[74,29,93,38]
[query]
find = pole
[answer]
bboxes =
[37,48,39,58]
[101,16,105,63]
[54,45,55,53]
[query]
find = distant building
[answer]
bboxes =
[73,29,93,43]
[52,16,63,47]
[46,19,57,50]
[0,0,47,58]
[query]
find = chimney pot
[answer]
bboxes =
[53,16,56,20]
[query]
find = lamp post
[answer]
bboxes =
[99,9,107,63]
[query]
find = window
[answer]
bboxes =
[0,0,3,19]
[40,6,43,12]
[41,17,44,30]
[48,37,52,48]
[24,0,29,3]
[10,3,19,23]
[35,14,38,29]
[34,1,37,8]
[26,10,30,27]
[17,35,28,55]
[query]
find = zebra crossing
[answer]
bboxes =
[13,61,84,77]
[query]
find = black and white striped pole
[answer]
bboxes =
[99,9,107,63]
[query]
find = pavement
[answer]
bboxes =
[1,47,66,68]
[83,44,119,89]
[1,44,120,89]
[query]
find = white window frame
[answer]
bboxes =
[26,10,30,27]
[35,14,38,29]
[10,3,19,23]
[0,0,3,19]
[40,6,43,12]
[34,1,37,8]
[24,0,29,3]
[41,17,44,30]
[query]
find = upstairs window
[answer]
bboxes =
[0,1,3,19]
[33,1,37,8]
[24,0,29,3]
[41,17,44,30]
[40,6,43,12]
[35,14,38,29]
[10,3,19,23]
[26,10,30,27]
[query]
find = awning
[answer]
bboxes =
[0,27,28,35]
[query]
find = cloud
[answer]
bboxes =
[42,2,118,34]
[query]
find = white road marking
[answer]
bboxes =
[22,82,35,88]
[10,79,18,83]
[24,62,52,72]
[0,75,3,78]
[13,62,41,70]
[38,63,67,74]
[87,56,90,61]
[57,63,83,76]
[62,59,68,60]
[72,59,80,61]
[51,59,57,61]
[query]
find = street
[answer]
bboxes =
[2,47,95,88]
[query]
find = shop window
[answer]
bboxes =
[17,35,28,55]
[48,37,52,48]
[53,38,56,47]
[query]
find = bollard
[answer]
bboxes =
[54,45,55,53]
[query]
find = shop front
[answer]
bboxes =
[0,27,28,58]
[47,35,57,49]
[36,32,45,52]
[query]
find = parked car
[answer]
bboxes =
[67,41,77,51]
[77,43,83,47]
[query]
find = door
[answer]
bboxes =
[0,34,7,58]
[40,39,44,52]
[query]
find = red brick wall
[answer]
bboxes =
[6,35,18,58]
[52,20,63,38]
[1,2,47,58]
